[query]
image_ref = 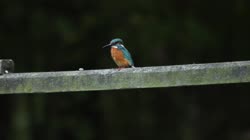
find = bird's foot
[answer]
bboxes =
[117,68,123,71]
[117,66,125,71]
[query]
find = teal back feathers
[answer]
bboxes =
[116,44,134,66]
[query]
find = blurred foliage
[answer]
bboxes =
[0,0,250,140]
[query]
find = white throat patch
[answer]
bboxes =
[112,46,118,48]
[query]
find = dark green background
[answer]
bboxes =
[1,0,250,140]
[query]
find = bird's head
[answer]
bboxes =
[103,38,123,48]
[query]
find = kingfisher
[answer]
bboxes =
[103,38,135,69]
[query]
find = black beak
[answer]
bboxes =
[102,43,111,48]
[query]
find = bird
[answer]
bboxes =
[103,38,135,69]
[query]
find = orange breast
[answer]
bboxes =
[111,47,130,67]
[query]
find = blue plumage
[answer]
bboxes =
[117,44,134,66]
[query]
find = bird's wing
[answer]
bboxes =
[118,44,134,66]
